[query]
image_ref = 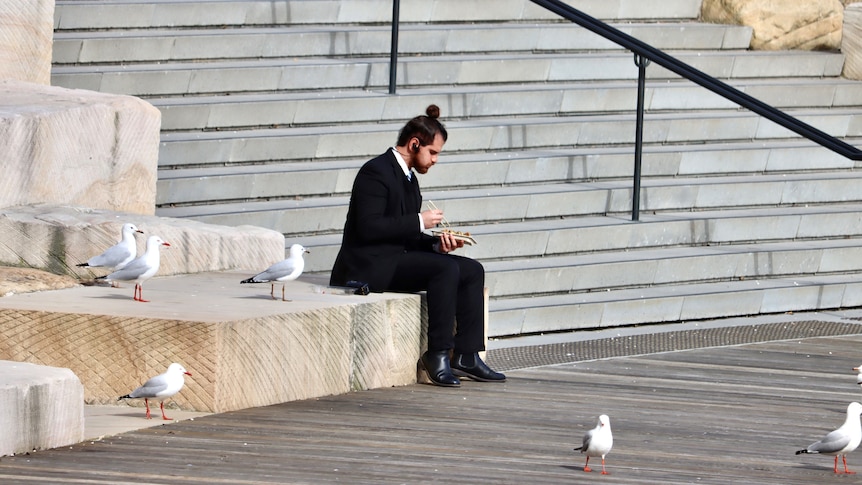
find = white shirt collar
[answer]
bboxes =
[391,147,412,179]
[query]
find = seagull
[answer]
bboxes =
[796,401,862,474]
[77,223,144,270]
[240,243,309,301]
[97,235,170,302]
[853,365,862,387]
[118,363,192,420]
[574,414,614,475]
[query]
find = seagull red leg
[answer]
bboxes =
[834,455,841,474]
[134,284,149,302]
[133,284,148,302]
[160,402,171,421]
[843,455,855,474]
[601,457,608,475]
[270,283,275,300]
[583,457,592,473]
[144,398,152,419]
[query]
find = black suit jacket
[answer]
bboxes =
[330,149,437,291]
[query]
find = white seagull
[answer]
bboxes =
[574,414,614,475]
[98,235,170,302]
[77,223,144,270]
[118,363,192,420]
[796,401,862,474]
[853,365,862,387]
[241,243,309,301]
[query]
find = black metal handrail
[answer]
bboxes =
[531,0,862,159]
[528,0,862,219]
[389,0,862,219]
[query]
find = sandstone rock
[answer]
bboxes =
[0,275,423,413]
[0,361,84,457]
[0,204,286,279]
[702,0,844,50]
[0,0,53,84]
[0,80,161,215]
[843,4,862,79]
[0,267,80,297]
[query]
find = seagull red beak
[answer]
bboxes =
[162,242,171,247]
[184,371,192,376]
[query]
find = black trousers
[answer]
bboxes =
[388,250,486,354]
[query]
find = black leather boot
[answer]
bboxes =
[450,352,506,382]
[418,350,461,387]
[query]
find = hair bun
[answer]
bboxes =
[425,104,440,119]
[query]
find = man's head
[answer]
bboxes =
[397,104,448,174]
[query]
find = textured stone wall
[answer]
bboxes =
[844,4,862,78]
[0,81,161,215]
[0,0,53,84]
[0,283,423,413]
[0,205,286,278]
[702,0,844,50]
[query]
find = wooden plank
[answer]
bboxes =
[2,334,862,483]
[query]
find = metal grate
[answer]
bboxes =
[485,320,862,372]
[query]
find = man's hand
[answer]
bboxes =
[421,209,444,229]
[437,231,465,253]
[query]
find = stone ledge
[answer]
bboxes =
[0,361,84,457]
[0,204,286,279]
[0,273,423,414]
[0,80,160,214]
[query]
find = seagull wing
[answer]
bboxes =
[128,373,170,399]
[249,259,300,282]
[808,429,852,455]
[87,242,135,268]
[106,256,148,281]
[575,426,595,452]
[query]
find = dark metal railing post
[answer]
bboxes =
[632,54,651,222]
[528,0,862,163]
[388,0,400,94]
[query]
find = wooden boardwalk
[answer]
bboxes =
[3,324,862,484]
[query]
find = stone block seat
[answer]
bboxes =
[0,361,84,457]
[0,272,424,417]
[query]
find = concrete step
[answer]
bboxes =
[156,139,857,206]
[150,78,862,132]
[0,272,424,413]
[155,171,862,242]
[155,109,862,169]
[48,0,862,341]
[298,204,862,274]
[488,273,862,336]
[53,0,703,30]
[52,22,753,65]
[50,50,845,97]
[484,238,862,298]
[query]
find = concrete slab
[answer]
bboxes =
[83,405,210,441]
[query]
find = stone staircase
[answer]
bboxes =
[52,0,862,338]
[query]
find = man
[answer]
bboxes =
[330,105,506,387]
